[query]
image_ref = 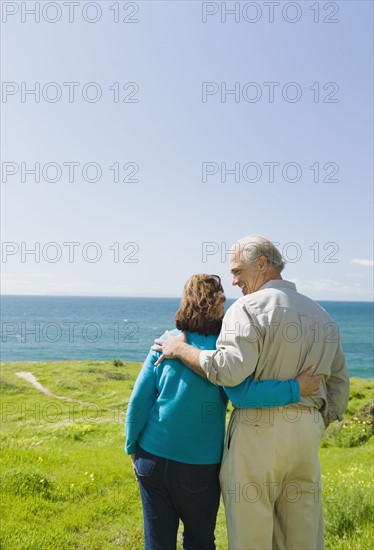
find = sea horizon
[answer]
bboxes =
[2,293,374,303]
[1,295,373,379]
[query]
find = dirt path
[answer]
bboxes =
[15,372,115,411]
[15,371,88,404]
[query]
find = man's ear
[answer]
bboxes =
[257,255,268,271]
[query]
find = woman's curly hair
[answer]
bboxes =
[175,274,226,336]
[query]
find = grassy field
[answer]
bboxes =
[1,360,373,549]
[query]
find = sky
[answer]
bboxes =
[1,0,373,300]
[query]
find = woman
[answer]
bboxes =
[125,274,315,550]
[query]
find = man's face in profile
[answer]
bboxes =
[230,252,261,296]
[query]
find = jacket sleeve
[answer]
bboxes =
[322,342,350,426]
[124,349,158,455]
[199,303,261,386]
[224,377,300,408]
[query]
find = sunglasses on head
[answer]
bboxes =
[209,274,221,285]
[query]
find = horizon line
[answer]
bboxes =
[1,293,373,303]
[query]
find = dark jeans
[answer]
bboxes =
[134,446,221,550]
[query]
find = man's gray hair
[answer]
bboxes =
[233,235,285,273]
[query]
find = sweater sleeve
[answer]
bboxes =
[224,377,300,408]
[124,349,159,455]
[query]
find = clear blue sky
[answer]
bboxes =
[1,0,373,300]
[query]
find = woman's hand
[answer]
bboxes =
[296,366,322,396]
[130,454,137,479]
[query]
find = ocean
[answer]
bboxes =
[1,296,373,379]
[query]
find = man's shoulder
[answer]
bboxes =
[223,296,264,324]
[224,296,249,315]
[230,282,333,321]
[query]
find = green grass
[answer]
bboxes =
[1,361,373,549]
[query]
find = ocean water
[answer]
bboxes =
[1,296,373,379]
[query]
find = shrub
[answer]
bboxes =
[323,467,374,540]
[2,469,53,500]
[322,401,373,448]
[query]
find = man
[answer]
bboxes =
[153,235,349,550]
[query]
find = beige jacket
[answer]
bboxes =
[200,279,349,425]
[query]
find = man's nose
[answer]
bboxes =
[232,276,238,286]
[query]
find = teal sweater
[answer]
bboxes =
[125,331,300,464]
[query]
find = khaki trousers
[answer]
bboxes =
[219,406,325,550]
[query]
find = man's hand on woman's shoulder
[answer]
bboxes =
[152,330,187,366]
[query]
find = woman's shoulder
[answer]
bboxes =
[157,328,181,340]
[186,331,218,349]
[152,329,217,351]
